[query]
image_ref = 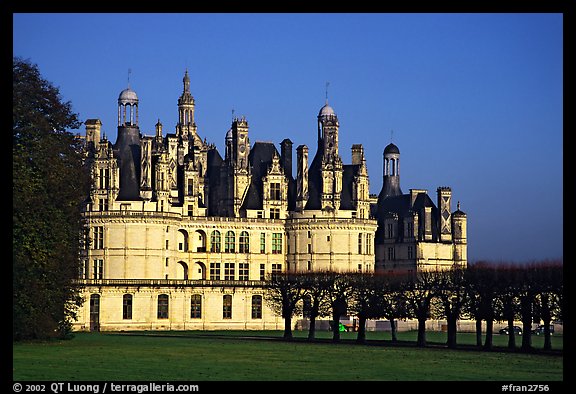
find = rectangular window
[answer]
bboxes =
[366,234,372,255]
[93,226,104,249]
[272,233,282,254]
[191,294,202,318]
[224,262,235,280]
[260,233,266,254]
[98,198,108,211]
[99,168,110,189]
[157,294,169,319]
[93,259,103,279]
[257,211,263,219]
[408,245,414,259]
[210,262,221,280]
[407,222,414,238]
[271,263,282,277]
[358,264,362,272]
[238,263,249,281]
[307,243,312,254]
[165,239,169,250]
[270,182,281,200]
[123,294,133,320]
[251,295,263,319]
[270,208,280,219]
[188,205,193,217]
[358,233,363,255]
[387,247,396,261]
[223,295,232,319]
[387,223,394,239]
[187,178,194,196]
[307,261,311,271]
[260,264,266,281]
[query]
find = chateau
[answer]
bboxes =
[73,71,467,331]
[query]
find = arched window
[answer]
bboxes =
[225,231,235,253]
[251,295,262,319]
[157,294,169,319]
[191,294,202,319]
[239,231,250,253]
[210,230,221,253]
[123,294,133,320]
[223,294,232,319]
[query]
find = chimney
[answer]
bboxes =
[296,145,309,210]
[280,138,293,179]
[351,144,364,165]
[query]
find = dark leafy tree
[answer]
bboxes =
[13,57,89,340]
[377,273,410,342]
[348,273,385,344]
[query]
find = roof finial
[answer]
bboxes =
[325,81,330,104]
[127,68,132,88]
[457,201,461,211]
[390,129,394,143]
[231,108,235,122]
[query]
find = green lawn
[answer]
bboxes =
[12,331,563,381]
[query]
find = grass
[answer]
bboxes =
[12,330,563,381]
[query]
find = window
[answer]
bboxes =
[251,295,262,319]
[225,231,235,253]
[123,294,133,320]
[191,294,202,318]
[93,259,103,279]
[79,259,89,279]
[270,182,281,200]
[210,262,221,280]
[239,231,250,253]
[257,211,263,219]
[358,233,363,254]
[93,226,104,249]
[187,205,193,217]
[407,222,414,238]
[187,178,194,196]
[271,263,282,279]
[307,243,312,254]
[260,233,266,254]
[408,245,414,260]
[99,168,110,189]
[307,261,311,271]
[224,263,235,280]
[387,247,395,261]
[98,198,108,211]
[387,223,394,239]
[223,295,232,319]
[366,234,372,255]
[210,230,221,253]
[272,233,282,254]
[270,208,280,219]
[238,263,249,281]
[157,294,169,319]
[260,264,266,281]
[358,264,362,272]
[165,239,169,250]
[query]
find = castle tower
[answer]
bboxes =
[115,84,141,201]
[437,187,452,242]
[178,70,195,128]
[452,201,468,266]
[317,102,343,211]
[379,143,402,200]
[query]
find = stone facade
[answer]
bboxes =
[73,71,466,331]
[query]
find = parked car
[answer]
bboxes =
[499,326,522,335]
[532,324,554,335]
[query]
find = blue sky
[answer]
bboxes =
[13,13,563,263]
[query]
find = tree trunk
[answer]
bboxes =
[475,319,482,347]
[417,317,427,347]
[507,318,516,350]
[307,316,316,340]
[390,318,398,342]
[484,318,494,350]
[541,294,552,351]
[446,315,457,349]
[332,310,341,342]
[356,314,367,344]
[283,315,293,340]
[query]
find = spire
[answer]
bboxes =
[325,81,330,105]
[183,69,190,93]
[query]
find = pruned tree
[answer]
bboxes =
[403,269,439,347]
[532,262,563,351]
[299,271,332,340]
[324,272,354,342]
[348,273,385,344]
[264,272,305,340]
[435,266,467,349]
